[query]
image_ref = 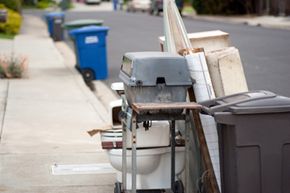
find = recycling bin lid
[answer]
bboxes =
[45,12,65,18]
[201,90,290,115]
[64,19,103,29]
[69,25,109,36]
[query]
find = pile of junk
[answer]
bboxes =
[90,0,290,193]
[101,52,193,193]
[96,54,290,193]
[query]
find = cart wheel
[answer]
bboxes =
[114,182,122,193]
[81,68,95,82]
[173,180,184,193]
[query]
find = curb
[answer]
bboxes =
[92,81,119,113]
[55,42,112,123]
[54,41,119,117]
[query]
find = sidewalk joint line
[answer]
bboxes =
[0,80,9,143]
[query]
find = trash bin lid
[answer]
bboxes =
[45,12,65,18]
[69,26,109,35]
[230,94,290,114]
[64,19,103,29]
[201,90,290,115]
[0,9,7,14]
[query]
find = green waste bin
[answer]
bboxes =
[64,19,103,31]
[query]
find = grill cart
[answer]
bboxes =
[116,52,201,193]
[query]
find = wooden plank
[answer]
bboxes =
[131,102,202,114]
[188,86,220,193]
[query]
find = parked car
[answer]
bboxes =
[127,0,151,12]
[149,0,184,16]
[85,0,101,5]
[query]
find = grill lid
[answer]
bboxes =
[119,52,192,87]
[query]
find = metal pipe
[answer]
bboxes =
[122,116,127,191]
[131,114,137,193]
[171,120,176,191]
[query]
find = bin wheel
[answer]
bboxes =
[114,182,122,193]
[81,68,95,82]
[173,180,184,193]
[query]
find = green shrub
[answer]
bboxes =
[22,0,36,6]
[0,0,21,12]
[192,0,204,14]
[0,4,22,35]
[0,33,14,39]
[23,0,56,9]
[192,0,248,15]
[59,0,72,11]
[192,0,226,14]
[36,1,51,9]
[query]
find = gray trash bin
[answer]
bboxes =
[0,9,7,23]
[200,90,290,193]
[53,16,64,41]
[45,12,65,41]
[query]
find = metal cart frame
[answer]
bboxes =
[120,99,201,193]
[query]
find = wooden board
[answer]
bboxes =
[188,87,220,193]
[131,102,202,114]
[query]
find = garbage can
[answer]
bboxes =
[200,90,290,193]
[64,19,103,31]
[0,9,7,23]
[45,12,65,41]
[69,26,109,81]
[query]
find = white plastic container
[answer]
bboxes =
[101,121,170,148]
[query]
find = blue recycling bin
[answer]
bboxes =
[45,12,65,41]
[69,26,109,81]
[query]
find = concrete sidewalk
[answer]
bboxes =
[0,14,115,193]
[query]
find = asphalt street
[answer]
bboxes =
[62,11,290,97]
[25,9,290,97]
